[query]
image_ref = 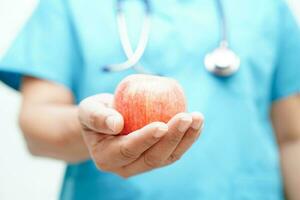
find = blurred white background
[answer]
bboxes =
[0,1,64,200]
[0,0,299,200]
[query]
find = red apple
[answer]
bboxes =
[114,74,187,135]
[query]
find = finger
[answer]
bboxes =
[101,122,169,168]
[165,112,204,165]
[121,113,192,176]
[78,94,124,135]
[145,113,193,161]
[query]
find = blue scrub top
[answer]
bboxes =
[1,0,300,199]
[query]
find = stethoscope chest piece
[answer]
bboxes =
[204,43,240,77]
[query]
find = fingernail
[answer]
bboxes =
[106,116,121,132]
[200,123,205,132]
[154,125,168,138]
[191,112,205,130]
[192,121,202,130]
[178,116,192,132]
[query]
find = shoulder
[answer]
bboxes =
[234,0,295,32]
[232,0,291,17]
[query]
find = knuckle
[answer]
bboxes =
[151,121,166,127]
[120,145,139,160]
[89,111,104,129]
[186,130,201,143]
[168,153,182,163]
[191,131,201,141]
[168,136,181,146]
[143,137,158,148]
[143,154,163,168]
[174,112,187,119]
[90,110,101,128]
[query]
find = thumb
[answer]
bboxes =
[78,94,124,135]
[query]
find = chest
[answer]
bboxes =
[68,0,280,106]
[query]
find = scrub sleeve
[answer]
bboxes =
[0,0,80,91]
[272,1,300,101]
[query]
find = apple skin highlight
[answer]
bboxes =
[114,74,187,135]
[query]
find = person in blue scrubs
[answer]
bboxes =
[1,0,300,199]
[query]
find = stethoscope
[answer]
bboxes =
[102,0,240,77]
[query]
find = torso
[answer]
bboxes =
[60,0,284,199]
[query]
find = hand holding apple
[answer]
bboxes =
[78,75,204,178]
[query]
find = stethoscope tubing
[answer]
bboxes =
[103,0,152,73]
[102,0,240,76]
